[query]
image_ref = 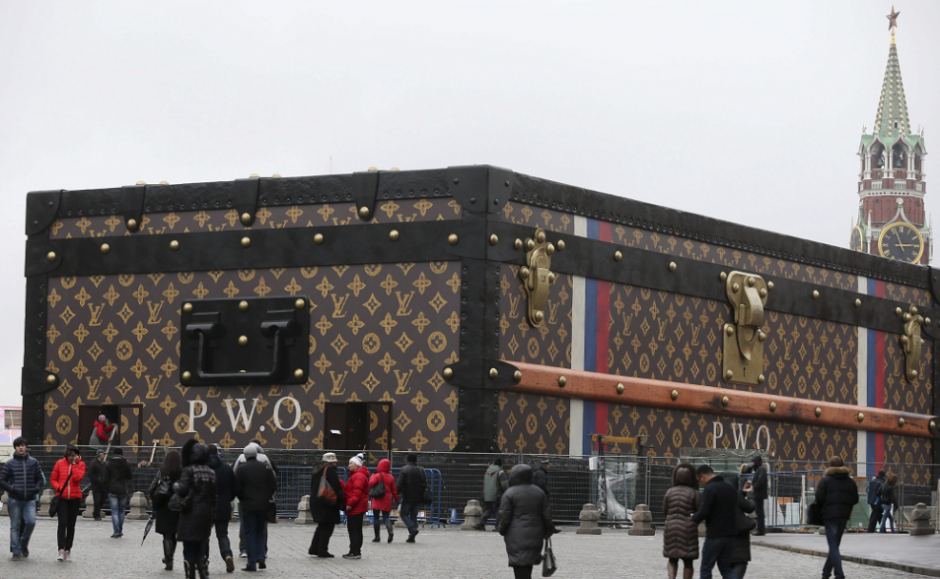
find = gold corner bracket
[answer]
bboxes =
[519,228,557,327]
[723,271,768,386]
[900,305,924,383]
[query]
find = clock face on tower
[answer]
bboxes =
[878,221,925,263]
[850,227,864,252]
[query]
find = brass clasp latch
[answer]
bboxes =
[900,305,924,382]
[723,271,768,386]
[519,228,556,327]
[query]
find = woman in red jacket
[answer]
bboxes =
[343,454,370,560]
[92,414,115,445]
[369,458,400,543]
[50,444,86,562]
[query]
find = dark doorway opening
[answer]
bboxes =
[78,404,143,448]
[323,402,393,451]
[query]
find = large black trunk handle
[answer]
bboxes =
[190,319,297,381]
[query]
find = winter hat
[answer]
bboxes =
[98,414,106,422]
[350,455,364,467]
[244,444,258,459]
[751,455,763,466]
[64,444,82,457]
[96,448,106,457]
[322,452,337,463]
[113,447,124,456]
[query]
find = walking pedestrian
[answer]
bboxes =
[207,444,237,572]
[308,452,344,558]
[0,437,43,561]
[50,444,86,562]
[396,453,428,543]
[748,456,767,536]
[691,464,739,579]
[662,462,701,579]
[865,469,886,533]
[369,458,399,543]
[104,446,132,538]
[175,440,217,579]
[343,454,370,560]
[497,464,554,579]
[879,473,898,533]
[150,449,182,571]
[234,443,276,572]
[477,458,509,531]
[730,467,756,579]
[813,456,859,579]
[88,449,107,521]
[233,442,275,559]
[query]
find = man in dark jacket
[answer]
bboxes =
[497,464,554,578]
[476,459,509,531]
[103,447,133,538]
[814,456,859,579]
[234,444,276,572]
[396,453,427,543]
[692,464,739,579]
[207,444,237,573]
[0,437,43,560]
[749,455,768,535]
[88,449,108,521]
[865,469,886,533]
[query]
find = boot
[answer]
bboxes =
[372,524,381,543]
[196,557,210,579]
[682,566,694,579]
[385,517,394,543]
[163,538,176,571]
[667,560,677,579]
[184,561,195,579]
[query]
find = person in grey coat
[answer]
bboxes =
[497,464,554,579]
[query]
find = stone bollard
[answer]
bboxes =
[0,492,7,517]
[628,504,655,536]
[295,495,315,525]
[82,492,95,518]
[909,503,935,536]
[576,503,602,535]
[126,491,149,520]
[460,499,483,530]
[37,488,55,517]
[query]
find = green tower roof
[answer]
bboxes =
[873,34,911,140]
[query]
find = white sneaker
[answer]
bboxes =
[64,550,71,562]
[57,549,65,562]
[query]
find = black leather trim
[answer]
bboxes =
[25,190,62,236]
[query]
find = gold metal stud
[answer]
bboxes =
[725,326,735,336]
[732,283,740,293]
[489,368,499,379]
[241,236,251,248]
[669,262,677,272]
[519,267,530,280]
[240,213,252,225]
[314,233,324,245]
[720,272,728,282]
[912,306,919,315]
[558,376,567,387]
[169,240,179,251]
[389,229,400,241]
[249,173,259,178]
[557,240,565,251]
[181,371,192,382]
[448,234,459,245]
[757,331,766,342]
[614,251,622,262]
[857,413,865,422]
[238,300,249,311]
[238,335,248,346]
[136,180,146,185]
[722,396,730,406]
[930,420,937,430]
[514,239,523,250]
[536,231,546,243]
[725,370,733,380]
[911,369,919,378]
[769,402,777,412]
[747,276,756,287]
[46,374,56,385]
[546,243,555,255]
[46,251,56,262]
[855,299,862,308]
[758,374,765,384]
[898,417,906,427]
[100,243,110,254]
[159,180,169,185]
[358,206,371,219]
[127,218,138,231]
[294,368,305,380]
[295,298,306,310]
[616,383,625,394]
[525,239,535,251]
[767,281,774,290]
[926,317,932,326]
[534,311,544,323]
[815,407,822,417]
[489,234,499,246]
[759,288,767,298]
[513,370,522,382]
[671,389,679,401]
[442,368,453,379]
[183,303,193,313]
[896,307,903,316]
[813,290,820,299]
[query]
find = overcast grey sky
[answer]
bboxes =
[1,1,938,406]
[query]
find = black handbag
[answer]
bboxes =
[541,537,557,577]
[808,502,824,525]
[151,474,172,509]
[735,506,757,532]
[369,478,386,498]
[168,488,193,513]
[49,469,74,518]
[422,487,434,505]
[267,500,278,524]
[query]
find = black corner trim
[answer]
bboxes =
[25,190,62,236]
[486,166,513,216]
[352,171,380,221]
[234,178,261,226]
[930,268,940,306]
[22,367,56,396]
[22,394,44,445]
[25,238,61,276]
[121,185,146,230]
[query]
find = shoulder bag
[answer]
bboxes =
[369,476,386,498]
[541,537,557,577]
[317,468,337,507]
[808,502,824,526]
[152,475,173,509]
[735,505,757,532]
[49,467,74,518]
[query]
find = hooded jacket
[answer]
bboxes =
[234,449,276,513]
[209,453,236,520]
[368,459,400,512]
[88,455,107,490]
[879,482,896,507]
[814,466,859,521]
[104,454,133,495]
[0,450,43,501]
[662,462,701,560]
[498,464,553,567]
[175,440,217,543]
[50,445,86,500]
[750,456,768,500]
[345,465,370,515]
[483,464,509,502]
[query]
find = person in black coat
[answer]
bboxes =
[866,469,886,533]
[725,469,756,579]
[150,449,182,571]
[207,444,236,573]
[103,447,133,538]
[691,464,739,579]
[396,453,428,543]
[879,473,898,533]
[748,455,768,536]
[87,449,107,521]
[813,456,859,579]
[308,452,344,558]
[175,440,217,579]
[234,444,276,572]
[498,464,553,579]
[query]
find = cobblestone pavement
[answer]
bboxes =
[2,518,933,578]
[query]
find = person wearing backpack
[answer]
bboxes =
[879,473,899,533]
[174,440,217,579]
[50,444,86,562]
[150,450,182,571]
[369,458,400,543]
